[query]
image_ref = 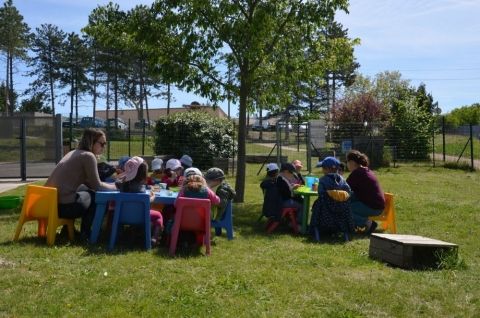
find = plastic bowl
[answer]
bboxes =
[0,195,21,209]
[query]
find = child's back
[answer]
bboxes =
[311,173,354,237]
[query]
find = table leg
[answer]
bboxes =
[301,196,310,234]
[90,203,107,244]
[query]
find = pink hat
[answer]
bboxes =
[118,156,144,182]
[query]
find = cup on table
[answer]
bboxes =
[305,176,315,189]
[152,184,160,192]
[159,183,167,190]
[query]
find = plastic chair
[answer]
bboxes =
[369,192,397,234]
[14,185,75,246]
[266,207,299,235]
[108,192,151,250]
[169,197,211,256]
[211,200,233,240]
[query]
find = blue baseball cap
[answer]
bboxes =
[316,156,340,168]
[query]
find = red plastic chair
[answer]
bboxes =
[169,197,211,256]
[266,207,298,235]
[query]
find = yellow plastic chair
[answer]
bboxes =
[14,185,75,245]
[369,192,397,234]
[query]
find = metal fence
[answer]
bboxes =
[0,114,62,179]
[245,118,479,174]
[2,114,477,180]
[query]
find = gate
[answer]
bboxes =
[0,114,62,180]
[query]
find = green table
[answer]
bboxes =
[294,186,318,234]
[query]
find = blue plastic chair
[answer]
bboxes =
[90,191,119,244]
[211,200,233,240]
[108,192,151,250]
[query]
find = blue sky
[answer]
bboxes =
[7,0,480,116]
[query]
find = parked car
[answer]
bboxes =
[79,117,106,128]
[62,119,79,128]
[252,121,274,131]
[106,118,128,130]
[134,120,154,129]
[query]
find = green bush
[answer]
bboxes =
[154,111,236,169]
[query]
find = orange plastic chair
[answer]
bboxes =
[369,192,397,234]
[14,185,75,245]
[169,197,211,256]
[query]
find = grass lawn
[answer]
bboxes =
[0,165,479,317]
[434,134,480,160]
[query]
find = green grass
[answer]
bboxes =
[1,165,479,317]
[434,134,480,159]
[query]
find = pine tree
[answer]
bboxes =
[0,0,30,115]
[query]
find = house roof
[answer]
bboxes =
[94,104,228,124]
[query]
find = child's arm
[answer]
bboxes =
[206,187,221,206]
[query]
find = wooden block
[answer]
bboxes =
[369,234,458,269]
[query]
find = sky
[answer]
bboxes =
[6,0,480,117]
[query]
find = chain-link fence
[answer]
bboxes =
[0,115,61,179]
[245,118,479,174]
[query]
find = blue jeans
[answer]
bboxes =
[350,193,382,227]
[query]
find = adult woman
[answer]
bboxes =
[346,150,385,233]
[45,128,117,238]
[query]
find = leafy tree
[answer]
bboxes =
[26,24,65,117]
[60,32,90,123]
[444,103,480,127]
[18,92,51,113]
[0,0,30,115]
[83,3,129,123]
[145,0,350,202]
[389,96,433,160]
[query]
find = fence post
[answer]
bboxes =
[306,122,311,174]
[470,124,474,170]
[142,119,146,156]
[128,118,131,157]
[442,116,446,162]
[276,124,281,165]
[55,114,62,163]
[20,117,26,181]
[432,122,435,167]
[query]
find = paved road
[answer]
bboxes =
[432,153,480,169]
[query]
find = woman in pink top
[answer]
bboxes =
[45,128,117,239]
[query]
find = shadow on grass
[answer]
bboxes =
[231,201,373,245]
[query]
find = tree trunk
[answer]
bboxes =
[114,72,118,121]
[92,57,97,118]
[144,85,150,124]
[4,51,9,116]
[48,49,55,117]
[234,72,249,203]
[8,53,14,115]
[167,82,171,115]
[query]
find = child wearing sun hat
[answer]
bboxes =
[116,156,164,245]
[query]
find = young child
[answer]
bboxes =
[310,156,353,239]
[147,157,164,185]
[204,167,236,221]
[180,154,193,170]
[161,158,183,188]
[116,156,164,245]
[176,168,220,205]
[175,168,220,248]
[276,163,303,223]
[292,159,305,185]
[260,163,281,220]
